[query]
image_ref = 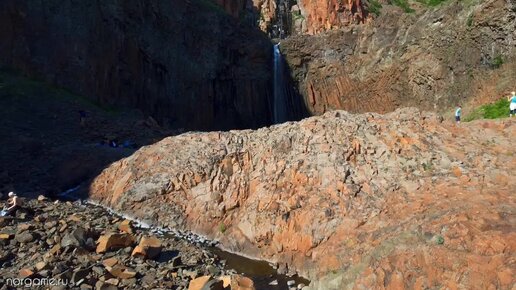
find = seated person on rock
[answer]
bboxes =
[1,192,22,216]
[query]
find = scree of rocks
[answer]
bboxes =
[0,196,308,290]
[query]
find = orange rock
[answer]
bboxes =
[19,268,34,278]
[218,276,231,288]
[96,233,135,253]
[230,275,255,290]
[132,236,162,259]
[118,219,133,234]
[106,265,137,279]
[0,233,13,240]
[188,275,211,290]
[102,257,119,267]
[452,166,462,177]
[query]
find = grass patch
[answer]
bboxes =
[369,0,383,16]
[390,0,415,13]
[490,55,504,69]
[464,98,510,122]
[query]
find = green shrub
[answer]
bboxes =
[292,10,305,21]
[390,0,415,13]
[464,98,510,122]
[369,0,383,16]
[466,14,473,26]
[490,55,504,69]
[218,222,226,233]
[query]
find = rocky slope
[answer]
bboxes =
[280,0,516,116]
[89,108,515,289]
[0,0,274,131]
[0,197,270,290]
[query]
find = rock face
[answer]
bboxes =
[0,0,274,131]
[90,108,515,289]
[280,0,516,116]
[231,0,369,36]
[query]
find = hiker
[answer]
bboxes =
[509,91,516,117]
[78,110,87,127]
[1,192,22,216]
[455,105,462,124]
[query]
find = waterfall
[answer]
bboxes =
[273,44,288,124]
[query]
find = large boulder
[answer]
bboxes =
[90,109,515,289]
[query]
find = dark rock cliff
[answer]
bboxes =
[0,0,274,131]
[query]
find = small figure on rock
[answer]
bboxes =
[508,91,516,117]
[455,105,462,124]
[1,192,22,216]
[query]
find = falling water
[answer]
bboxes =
[273,43,288,124]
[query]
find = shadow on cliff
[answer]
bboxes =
[0,0,309,133]
[0,0,310,200]
[0,67,179,199]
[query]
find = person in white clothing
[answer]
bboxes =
[508,91,516,117]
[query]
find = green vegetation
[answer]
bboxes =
[422,162,433,171]
[390,0,415,13]
[434,235,445,245]
[218,222,226,234]
[416,0,448,6]
[464,98,510,122]
[490,55,504,69]
[369,0,383,16]
[466,14,473,26]
[292,10,305,21]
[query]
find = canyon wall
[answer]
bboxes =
[280,0,516,115]
[0,0,275,131]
